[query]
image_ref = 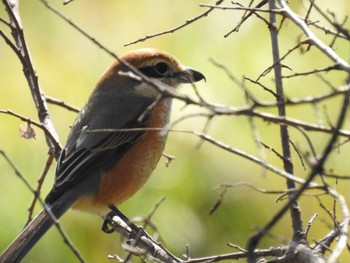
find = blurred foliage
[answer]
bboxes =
[1,0,350,262]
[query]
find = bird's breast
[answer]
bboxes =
[73,98,172,214]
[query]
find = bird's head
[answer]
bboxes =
[120,48,205,86]
[97,48,205,94]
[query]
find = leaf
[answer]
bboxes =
[19,122,36,140]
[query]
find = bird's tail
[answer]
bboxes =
[0,199,71,263]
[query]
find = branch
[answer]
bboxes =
[45,96,79,113]
[88,126,318,187]
[247,88,350,262]
[2,0,61,158]
[278,0,350,72]
[268,0,303,248]
[0,150,85,262]
[103,206,180,263]
[38,0,121,60]
[25,153,54,226]
[0,109,61,150]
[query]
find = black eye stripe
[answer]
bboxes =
[139,66,163,78]
[139,62,170,78]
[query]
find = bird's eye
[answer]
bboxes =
[154,62,168,75]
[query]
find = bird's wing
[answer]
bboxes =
[45,92,155,204]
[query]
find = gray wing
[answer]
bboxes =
[45,90,154,204]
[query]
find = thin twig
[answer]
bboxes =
[125,0,224,46]
[25,153,54,226]
[45,96,79,113]
[224,0,269,37]
[87,126,319,186]
[0,149,85,262]
[182,247,286,263]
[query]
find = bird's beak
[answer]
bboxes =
[177,67,206,83]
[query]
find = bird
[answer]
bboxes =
[0,48,205,262]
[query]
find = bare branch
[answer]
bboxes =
[248,88,350,263]
[45,96,79,113]
[2,0,61,158]
[0,149,85,262]
[278,0,350,72]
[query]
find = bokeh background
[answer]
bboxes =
[1,0,350,262]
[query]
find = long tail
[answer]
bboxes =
[0,198,72,263]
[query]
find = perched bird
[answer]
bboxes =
[1,48,205,262]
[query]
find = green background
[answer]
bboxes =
[1,0,350,262]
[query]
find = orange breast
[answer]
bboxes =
[73,98,172,214]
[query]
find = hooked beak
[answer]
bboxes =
[176,67,206,83]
